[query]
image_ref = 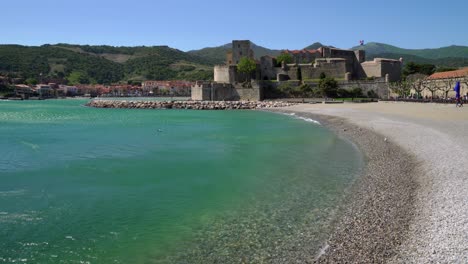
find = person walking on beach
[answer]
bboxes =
[454,81,462,107]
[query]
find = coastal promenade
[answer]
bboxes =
[278,102,468,263]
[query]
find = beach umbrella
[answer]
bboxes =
[454,81,460,98]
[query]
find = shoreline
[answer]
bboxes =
[267,109,419,262]
[273,102,468,263]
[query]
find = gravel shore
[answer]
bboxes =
[268,109,419,263]
[278,102,468,263]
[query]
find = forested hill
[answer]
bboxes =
[351,42,468,67]
[190,41,468,68]
[351,42,468,59]
[188,42,282,64]
[1,41,467,85]
[0,44,215,85]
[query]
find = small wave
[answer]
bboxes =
[296,116,321,125]
[282,112,321,125]
[0,211,42,224]
[0,258,28,263]
[0,189,26,197]
[18,241,48,247]
[19,141,40,151]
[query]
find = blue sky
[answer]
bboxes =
[3,0,467,50]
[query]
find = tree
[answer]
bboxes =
[237,57,257,83]
[402,62,436,78]
[337,88,350,98]
[389,81,411,98]
[406,73,427,98]
[25,78,38,85]
[67,71,91,85]
[423,80,440,100]
[462,79,468,95]
[318,77,338,97]
[299,84,313,97]
[436,67,457,73]
[438,78,456,99]
[350,87,363,99]
[276,53,293,65]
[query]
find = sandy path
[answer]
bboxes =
[282,102,468,263]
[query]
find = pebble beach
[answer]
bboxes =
[275,102,468,263]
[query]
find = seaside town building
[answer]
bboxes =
[192,40,403,101]
[142,80,193,96]
[422,67,468,99]
[35,84,53,97]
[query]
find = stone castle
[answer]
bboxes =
[192,40,402,101]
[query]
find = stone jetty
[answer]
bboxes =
[86,100,297,110]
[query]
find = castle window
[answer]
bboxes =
[240,51,243,56]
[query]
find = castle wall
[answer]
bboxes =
[214,65,230,83]
[339,79,389,98]
[284,65,300,80]
[354,50,366,63]
[380,60,402,82]
[361,62,382,78]
[361,59,402,82]
[191,81,262,101]
[260,56,277,80]
[289,52,320,64]
[235,86,262,101]
[301,59,348,80]
[191,82,212,101]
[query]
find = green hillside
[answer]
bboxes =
[351,42,468,59]
[303,42,326,50]
[186,44,231,64]
[1,41,466,85]
[365,52,468,68]
[188,42,282,64]
[0,44,214,84]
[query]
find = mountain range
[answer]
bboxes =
[189,41,468,67]
[0,41,466,85]
[350,42,468,68]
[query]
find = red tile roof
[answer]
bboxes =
[428,67,468,80]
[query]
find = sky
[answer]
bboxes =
[3,0,467,51]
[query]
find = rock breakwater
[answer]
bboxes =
[86,100,297,110]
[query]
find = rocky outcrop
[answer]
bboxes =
[86,100,297,110]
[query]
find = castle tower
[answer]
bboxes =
[232,40,254,64]
[354,50,366,63]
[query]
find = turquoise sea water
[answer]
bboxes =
[0,99,363,263]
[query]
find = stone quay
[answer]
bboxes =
[86,100,297,110]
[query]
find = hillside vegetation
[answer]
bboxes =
[1,41,467,85]
[355,42,468,68]
[0,44,214,84]
[188,42,282,64]
[191,41,468,68]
